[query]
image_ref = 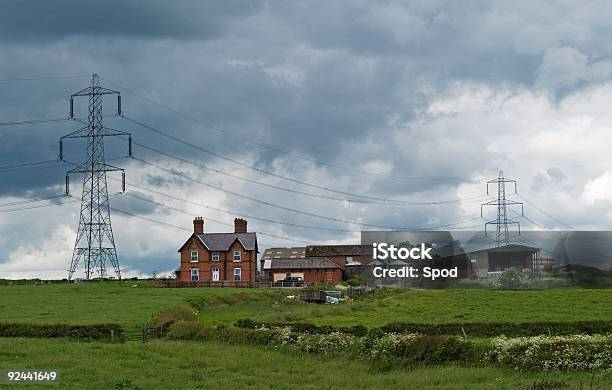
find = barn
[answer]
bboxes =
[263,257,343,284]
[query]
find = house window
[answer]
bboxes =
[233,250,241,261]
[234,268,241,281]
[347,256,354,265]
[190,268,199,282]
[190,251,198,262]
[212,251,220,261]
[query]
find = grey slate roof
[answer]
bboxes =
[305,244,367,257]
[266,257,342,270]
[195,232,257,251]
[261,247,306,260]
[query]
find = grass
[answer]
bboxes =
[0,338,609,389]
[197,288,612,327]
[0,281,283,328]
[2,282,611,329]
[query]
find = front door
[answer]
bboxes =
[212,267,220,282]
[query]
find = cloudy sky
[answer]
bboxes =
[2,0,612,278]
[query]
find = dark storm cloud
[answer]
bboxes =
[3,1,612,277]
[0,0,261,41]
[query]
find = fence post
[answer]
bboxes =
[111,329,115,343]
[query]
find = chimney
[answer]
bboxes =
[234,218,247,233]
[193,217,204,234]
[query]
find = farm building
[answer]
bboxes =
[463,243,541,277]
[366,241,543,287]
[305,244,366,268]
[260,244,367,283]
[176,217,258,286]
[259,247,305,273]
[262,257,343,284]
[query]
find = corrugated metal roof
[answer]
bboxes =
[305,245,367,257]
[265,257,342,270]
[261,247,306,260]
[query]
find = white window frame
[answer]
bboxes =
[190,268,199,282]
[346,256,354,265]
[212,267,220,282]
[233,250,241,262]
[212,251,220,261]
[190,250,198,262]
[233,268,241,281]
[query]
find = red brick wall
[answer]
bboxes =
[267,268,342,284]
[179,236,256,283]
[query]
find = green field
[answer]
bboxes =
[2,282,611,328]
[1,338,609,389]
[2,282,611,389]
[197,288,612,327]
[0,282,281,328]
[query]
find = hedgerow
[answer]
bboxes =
[236,318,612,337]
[0,322,122,341]
[485,334,612,371]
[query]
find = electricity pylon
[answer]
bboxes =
[60,74,132,280]
[481,171,524,247]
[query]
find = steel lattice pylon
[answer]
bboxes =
[60,74,132,280]
[481,171,524,247]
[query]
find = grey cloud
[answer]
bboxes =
[4,1,612,276]
[536,47,612,95]
[0,0,261,41]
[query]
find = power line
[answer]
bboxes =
[128,158,483,232]
[517,194,575,230]
[124,116,475,205]
[108,205,277,248]
[0,197,79,214]
[103,77,467,182]
[132,138,485,206]
[0,160,63,171]
[124,191,354,233]
[0,75,89,82]
[111,202,312,245]
[0,117,70,127]
[0,194,67,208]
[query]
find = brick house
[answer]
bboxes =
[177,217,258,285]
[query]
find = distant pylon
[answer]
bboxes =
[60,74,132,280]
[481,171,524,247]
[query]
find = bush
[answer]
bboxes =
[238,318,612,338]
[294,331,357,354]
[380,320,612,337]
[0,322,122,341]
[150,303,198,336]
[499,268,521,289]
[235,319,368,337]
[485,334,612,371]
[167,321,286,347]
[361,332,476,365]
[165,320,210,340]
[346,275,363,287]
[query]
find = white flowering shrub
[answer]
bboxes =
[365,333,421,360]
[254,326,356,353]
[360,331,475,365]
[485,335,612,371]
[292,331,357,354]
[268,326,295,347]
